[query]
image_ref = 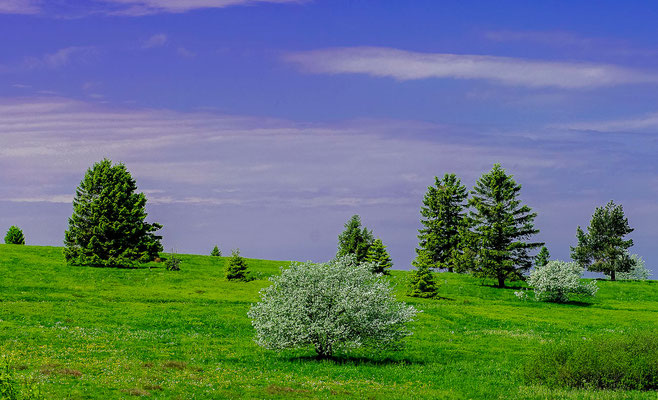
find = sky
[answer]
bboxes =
[1,0,657,277]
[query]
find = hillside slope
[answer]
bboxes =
[0,244,657,399]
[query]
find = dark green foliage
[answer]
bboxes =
[408,252,439,298]
[525,331,658,390]
[571,201,635,281]
[210,245,221,257]
[365,238,393,274]
[226,249,249,281]
[165,253,181,271]
[63,159,163,268]
[468,164,543,287]
[4,226,25,245]
[337,215,374,264]
[415,173,468,272]
[535,246,550,267]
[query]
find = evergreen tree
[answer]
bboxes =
[337,215,374,264]
[535,246,550,267]
[414,173,468,272]
[365,238,393,274]
[468,164,543,287]
[63,159,162,268]
[408,252,439,298]
[570,201,635,281]
[211,245,222,257]
[4,226,25,245]
[226,248,249,281]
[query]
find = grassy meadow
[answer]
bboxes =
[1,244,657,399]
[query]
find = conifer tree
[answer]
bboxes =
[571,201,635,281]
[211,245,222,257]
[535,246,550,267]
[337,215,374,264]
[63,159,162,268]
[4,226,25,245]
[468,164,543,287]
[414,173,468,272]
[365,238,393,274]
[226,248,249,281]
[408,252,439,298]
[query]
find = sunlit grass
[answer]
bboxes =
[1,244,657,399]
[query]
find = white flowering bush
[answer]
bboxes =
[247,256,418,358]
[608,254,652,281]
[527,260,598,303]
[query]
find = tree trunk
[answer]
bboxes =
[497,276,505,288]
[610,270,616,281]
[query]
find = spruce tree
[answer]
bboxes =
[414,173,468,272]
[226,248,249,281]
[4,226,25,245]
[468,164,543,287]
[570,201,635,281]
[408,252,439,298]
[535,246,550,267]
[211,245,222,257]
[63,159,162,268]
[337,215,374,264]
[365,238,393,274]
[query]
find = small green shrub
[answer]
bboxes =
[165,252,181,271]
[210,245,222,257]
[4,226,25,245]
[226,249,249,281]
[525,331,658,390]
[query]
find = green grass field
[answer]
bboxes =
[1,244,657,399]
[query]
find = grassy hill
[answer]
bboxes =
[1,244,657,399]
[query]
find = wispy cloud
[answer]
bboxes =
[142,33,168,48]
[285,47,658,89]
[0,0,39,14]
[559,112,658,132]
[101,0,305,16]
[25,46,97,69]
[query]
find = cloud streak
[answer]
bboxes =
[285,47,658,89]
[101,0,305,15]
[0,0,39,14]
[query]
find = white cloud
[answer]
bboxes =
[0,0,39,14]
[102,0,305,15]
[176,47,196,58]
[142,33,168,48]
[26,46,97,69]
[559,112,658,132]
[285,47,658,89]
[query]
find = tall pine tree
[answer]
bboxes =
[337,215,374,264]
[414,173,468,272]
[535,246,550,267]
[468,164,543,287]
[63,159,162,268]
[570,201,634,281]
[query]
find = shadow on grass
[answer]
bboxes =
[287,354,424,366]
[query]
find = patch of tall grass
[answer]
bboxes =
[525,331,658,390]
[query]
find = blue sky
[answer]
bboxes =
[1,0,657,276]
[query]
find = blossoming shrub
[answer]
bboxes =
[527,260,597,303]
[247,256,418,358]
